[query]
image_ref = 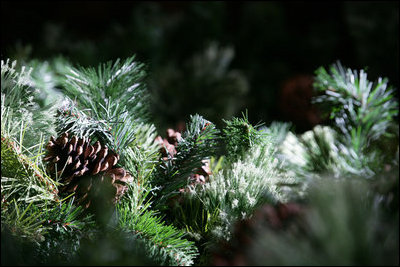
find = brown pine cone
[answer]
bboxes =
[71,167,133,209]
[155,128,182,159]
[44,132,132,208]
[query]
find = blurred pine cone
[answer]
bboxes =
[44,132,132,208]
[155,128,182,159]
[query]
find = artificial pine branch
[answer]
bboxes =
[3,52,398,266]
[117,182,199,266]
[58,56,151,161]
[1,200,47,243]
[25,57,70,108]
[313,61,399,154]
[279,125,376,179]
[1,59,34,109]
[1,59,59,148]
[35,197,96,264]
[1,135,58,206]
[62,55,149,123]
[222,111,265,162]
[122,122,160,187]
[197,139,299,244]
[277,62,398,180]
[153,114,220,210]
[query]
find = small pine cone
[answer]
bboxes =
[44,132,131,208]
[166,128,181,146]
[188,159,212,187]
[155,128,182,158]
[69,167,133,209]
[44,132,118,181]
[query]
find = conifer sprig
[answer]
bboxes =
[1,59,34,109]
[198,141,296,243]
[222,111,265,162]
[154,114,220,208]
[60,56,150,156]
[117,183,199,266]
[1,200,47,243]
[1,59,58,148]
[1,134,58,206]
[313,61,398,152]
[62,55,149,122]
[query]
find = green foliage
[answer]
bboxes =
[247,176,399,266]
[280,125,376,179]
[1,135,58,206]
[198,139,300,244]
[153,114,220,209]
[117,183,199,266]
[2,54,398,266]
[62,55,149,122]
[25,57,71,108]
[278,62,399,180]
[123,122,160,186]
[313,61,398,154]
[34,198,96,264]
[1,59,34,110]
[1,58,58,148]
[222,111,265,162]
[60,56,150,155]
[1,200,47,243]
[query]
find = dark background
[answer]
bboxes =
[1,1,399,132]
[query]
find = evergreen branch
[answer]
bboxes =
[198,139,299,243]
[41,197,95,234]
[26,57,69,108]
[123,122,160,186]
[222,111,265,162]
[118,209,199,266]
[1,200,47,243]
[1,134,58,206]
[1,58,58,148]
[154,114,220,208]
[34,198,96,264]
[1,59,34,109]
[279,125,376,179]
[55,97,112,141]
[117,182,199,266]
[313,61,399,152]
[62,55,149,123]
[58,56,151,159]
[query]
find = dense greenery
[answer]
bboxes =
[1,56,398,266]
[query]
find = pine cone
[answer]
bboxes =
[72,167,133,209]
[155,128,182,159]
[44,132,132,208]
